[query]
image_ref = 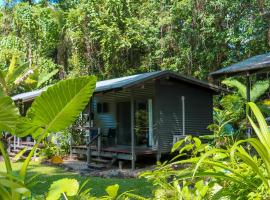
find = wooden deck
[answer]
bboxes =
[72,145,157,160]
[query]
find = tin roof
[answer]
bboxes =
[12,70,221,102]
[209,53,270,78]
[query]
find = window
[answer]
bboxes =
[97,102,109,113]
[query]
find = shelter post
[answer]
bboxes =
[131,94,136,170]
[246,74,251,102]
[246,74,252,137]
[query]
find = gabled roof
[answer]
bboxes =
[12,70,221,102]
[209,53,270,78]
[96,70,221,93]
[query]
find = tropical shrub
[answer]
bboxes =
[209,78,270,140]
[68,113,89,146]
[222,78,270,117]
[0,76,96,199]
[142,102,270,199]
[41,131,71,159]
[0,55,59,98]
[205,107,239,147]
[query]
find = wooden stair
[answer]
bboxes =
[87,156,117,170]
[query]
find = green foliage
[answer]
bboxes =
[41,142,62,159]
[45,179,147,200]
[0,56,31,95]
[135,110,148,145]
[206,108,237,146]
[0,76,96,199]
[2,0,270,79]
[222,78,270,102]
[142,102,270,199]
[0,55,58,95]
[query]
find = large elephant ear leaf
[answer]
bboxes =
[46,178,79,200]
[0,96,19,133]
[28,76,96,134]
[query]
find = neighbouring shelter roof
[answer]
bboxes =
[209,53,270,78]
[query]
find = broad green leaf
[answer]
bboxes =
[0,96,19,133]
[28,76,96,134]
[0,97,16,174]
[46,178,79,200]
[15,117,43,138]
[19,76,96,180]
[247,102,270,150]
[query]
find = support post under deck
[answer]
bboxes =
[131,95,136,170]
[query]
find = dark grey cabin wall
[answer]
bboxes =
[155,78,214,153]
[93,81,155,138]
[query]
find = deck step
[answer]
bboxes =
[88,163,107,170]
[10,145,31,150]
[11,149,28,153]
[92,158,111,164]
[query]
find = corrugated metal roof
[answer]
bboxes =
[12,88,46,102]
[209,53,270,78]
[12,70,221,102]
[95,71,160,92]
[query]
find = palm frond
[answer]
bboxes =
[222,78,246,98]
[250,80,270,102]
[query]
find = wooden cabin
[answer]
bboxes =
[12,71,221,169]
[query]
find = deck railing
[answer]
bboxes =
[86,128,101,164]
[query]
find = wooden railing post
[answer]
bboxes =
[17,137,20,147]
[7,134,11,154]
[13,136,16,151]
[97,128,101,158]
[87,129,92,165]
[33,140,37,159]
[69,134,73,159]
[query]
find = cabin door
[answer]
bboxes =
[117,102,131,145]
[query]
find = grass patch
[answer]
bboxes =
[0,161,153,198]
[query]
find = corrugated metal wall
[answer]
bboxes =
[92,81,155,138]
[155,78,214,153]
[88,78,213,153]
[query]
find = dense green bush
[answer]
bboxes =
[142,102,270,199]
